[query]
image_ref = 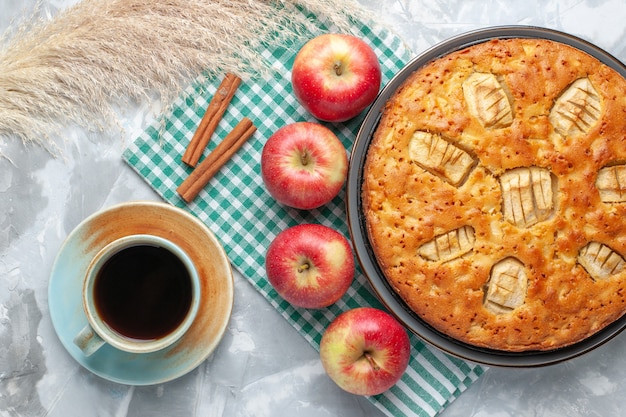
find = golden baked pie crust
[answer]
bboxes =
[362,38,626,352]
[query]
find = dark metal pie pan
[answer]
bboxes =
[346,26,626,367]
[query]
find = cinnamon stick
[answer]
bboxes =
[182,73,241,167]
[177,117,257,203]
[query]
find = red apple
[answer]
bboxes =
[265,223,355,309]
[291,33,382,122]
[320,307,411,396]
[261,122,348,210]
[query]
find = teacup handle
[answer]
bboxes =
[73,324,106,356]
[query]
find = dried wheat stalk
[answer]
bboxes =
[0,0,373,148]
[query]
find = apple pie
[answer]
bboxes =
[362,38,626,351]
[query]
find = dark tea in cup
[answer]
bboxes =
[93,244,193,341]
[74,234,200,356]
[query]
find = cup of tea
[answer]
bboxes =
[73,234,201,356]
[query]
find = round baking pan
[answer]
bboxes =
[346,26,626,367]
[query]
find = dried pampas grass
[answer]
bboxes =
[0,0,373,148]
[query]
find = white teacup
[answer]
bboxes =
[73,234,201,356]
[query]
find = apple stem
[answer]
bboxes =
[298,262,310,273]
[364,351,380,371]
[299,150,311,166]
[334,61,343,76]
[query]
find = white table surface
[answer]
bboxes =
[2,1,626,416]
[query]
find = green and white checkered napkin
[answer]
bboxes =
[123,14,485,417]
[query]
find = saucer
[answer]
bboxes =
[48,201,234,385]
